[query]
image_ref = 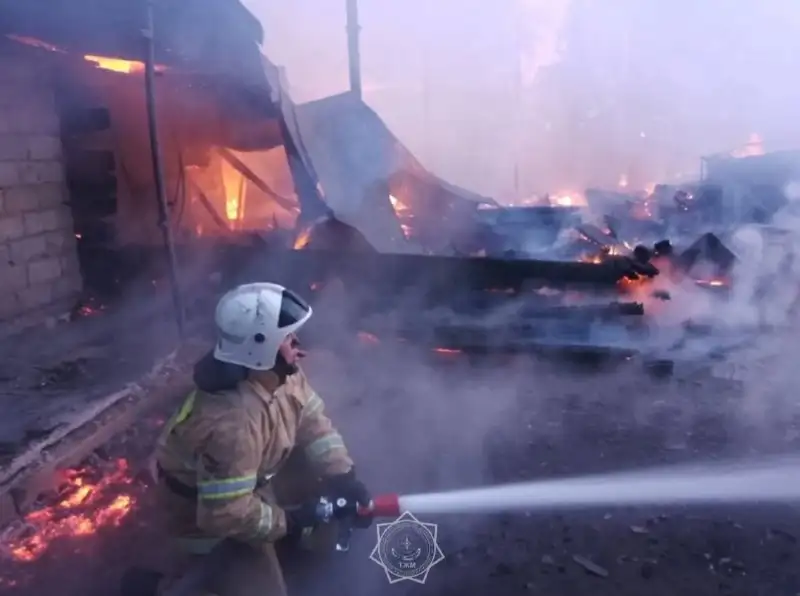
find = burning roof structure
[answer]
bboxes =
[0,0,267,84]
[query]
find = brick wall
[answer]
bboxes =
[0,44,83,333]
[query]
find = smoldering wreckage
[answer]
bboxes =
[3,0,800,593]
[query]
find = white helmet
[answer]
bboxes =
[213,282,313,371]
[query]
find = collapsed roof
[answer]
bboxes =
[284,92,495,252]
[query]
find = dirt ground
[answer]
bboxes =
[3,342,800,596]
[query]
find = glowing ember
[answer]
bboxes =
[4,459,136,563]
[617,276,648,292]
[631,198,655,219]
[76,302,103,317]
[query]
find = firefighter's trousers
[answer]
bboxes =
[157,449,335,596]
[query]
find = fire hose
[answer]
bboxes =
[136,453,800,595]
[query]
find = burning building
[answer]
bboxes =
[0,0,298,332]
[0,0,504,338]
[0,0,774,367]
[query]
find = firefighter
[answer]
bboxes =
[151,282,372,596]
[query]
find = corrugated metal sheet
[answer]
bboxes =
[287,92,491,252]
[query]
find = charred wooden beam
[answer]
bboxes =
[187,179,231,232]
[445,297,644,318]
[513,301,644,318]
[217,147,297,212]
[354,301,646,353]
[239,249,660,294]
[577,223,617,248]
[399,319,647,352]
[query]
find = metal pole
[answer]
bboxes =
[512,8,522,199]
[346,0,362,98]
[143,0,186,338]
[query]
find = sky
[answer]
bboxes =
[242,0,800,200]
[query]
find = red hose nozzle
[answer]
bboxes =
[357,493,400,518]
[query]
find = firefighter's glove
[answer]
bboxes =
[325,468,373,529]
[284,499,326,537]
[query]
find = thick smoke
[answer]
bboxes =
[243,0,800,198]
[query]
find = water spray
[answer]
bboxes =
[361,455,800,520]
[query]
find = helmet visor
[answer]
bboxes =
[278,288,311,329]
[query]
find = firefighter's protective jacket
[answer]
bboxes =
[155,367,354,548]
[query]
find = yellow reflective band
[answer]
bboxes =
[305,433,346,461]
[174,391,197,425]
[197,475,258,500]
[255,501,274,537]
[302,393,324,419]
[164,390,197,437]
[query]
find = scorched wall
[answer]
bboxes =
[0,43,82,334]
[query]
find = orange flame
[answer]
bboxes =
[83,55,167,74]
[220,157,246,225]
[549,192,587,208]
[389,195,412,239]
[5,36,167,75]
[5,459,136,562]
[293,226,313,250]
